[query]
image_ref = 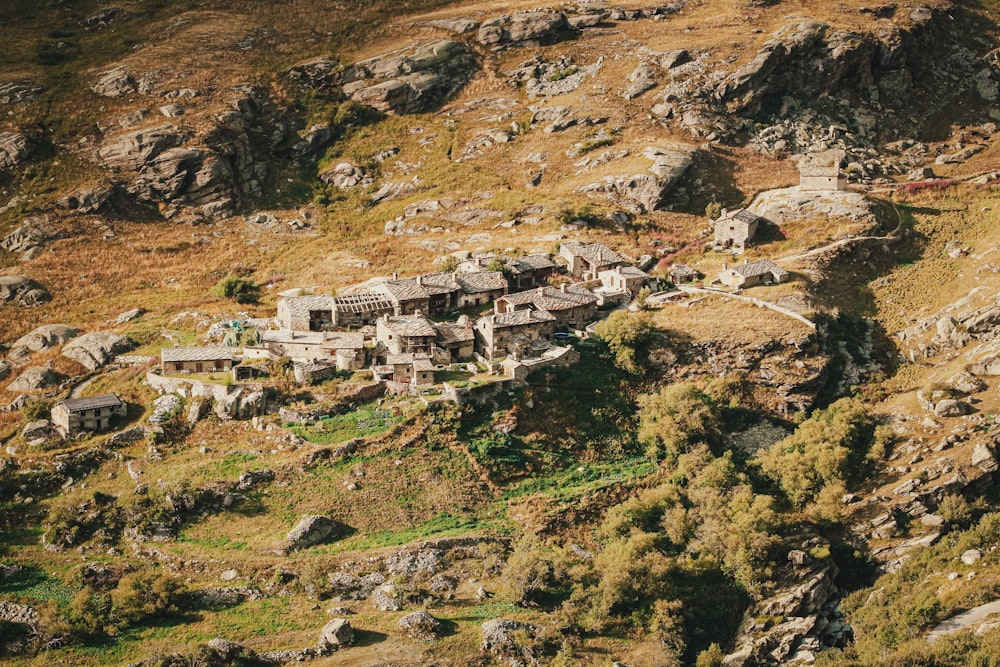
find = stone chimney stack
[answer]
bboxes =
[392,272,398,280]
[416,275,423,286]
[560,283,567,293]
[722,262,728,271]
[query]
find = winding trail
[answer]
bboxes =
[927,599,1000,643]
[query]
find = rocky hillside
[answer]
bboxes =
[1,0,1000,666]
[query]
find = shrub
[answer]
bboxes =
[593,311,657,373]
[109,571,187,630]
[637,383,720,461]
[212,273,260,304]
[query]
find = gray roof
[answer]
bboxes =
[434,322,475,343]
[562,241,627,267]
[379,314,436,337]
[496,285,597,312]
[670,264,697,277]
[730,259,788,279]
[59,394,123,412]
[720,209,760,225]
[455,271,507,294]
[374,279,432,302]
[415,272,461,296]
[279,294,336,317]
[161,346,237,362]
[480,309,557,330]
[602,265,649,278]
[321,332,366,349]
[511,253,557,272]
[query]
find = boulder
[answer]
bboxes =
[748,187,878,227]
[9,324,80,360]
[7,366,59,392]
[0,275,49,306]
[346,41,477,115]
[21,420,54,441]
[478,11,569,46]
[787,550,811,566]
[62,331,130,371]
[320,162,373,189]
[579,146,695,213]
[621,62,658,99]
[238,469,275,490]
[398,610,442,639]
[286,515,342,550]
[950,371,986,395]
[318,618,354,651]
[1,217,51,255]
[114,308,145,325]
[961,549,983,565]
[292,124,335,161]
[98,124,184,171]
[91,66,137,97]
[206,638,258,662]
[425,18,480,34]
[972,443,998,473]
[371,584,402,611]
[0,132,32,172]
[933,399,971,418]
[0,600,39,628]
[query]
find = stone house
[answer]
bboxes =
[254,330,366,369]
[161,347,237,374]
[372,276,433,316]
[51,394,127,434]
[559,241,627,279]
[718,258,789,290]
[458,253,557,291]
[598,265,652,295]
[434,320,475,362]
[713,208,761,254]
[376,313,437,356]
[799,149,847,191]
[455,271,508,308]
[668,264,699,284]
[494,284,598,328]
[277,293,396,331]
[474,309,557,360]
[372,353,435,385]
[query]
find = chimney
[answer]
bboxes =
[720,207,728,219]
[416,275,423,286]
[560,283,567,293]
[744,258,749,264]
[616,266,622,275]
[722,262,728,271]
[392,272,398,280]
[414,309,422,318]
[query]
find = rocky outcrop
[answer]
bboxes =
[318,618,354,652]
[91,66,137,97]
[319,161,373,189]
[0,132,32,172]
[399,610,442,638]
[7,366,60,392]
[344,41,477,115]
[286,515,343,550]
[99,124,185,171]
[748,187,879,227]
[478,11,570,47]
[145,372,266,421]
[8,324,80,364]
[579,145,696,213]
[62,331,130,371]
[1,217,52,259]
[481,619,537,664]
[0,275,48,306]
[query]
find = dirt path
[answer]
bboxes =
[927,599,1000,643]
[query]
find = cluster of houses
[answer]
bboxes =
[156,241,656,389]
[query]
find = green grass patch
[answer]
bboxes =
[318,512,493,554]
[503,457,657,503]
[289,407,402,445]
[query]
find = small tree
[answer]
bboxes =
[594,310,657,373]
[212,273,260,304]
[637,382,721,461]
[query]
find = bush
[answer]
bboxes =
[212,273,260,304]
[637,383,720,461]
[593,311,657,373]
[109,571,187,630]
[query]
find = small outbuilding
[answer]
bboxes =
[161,347,237,374]
[713,208,761,254]
[798,149,847,192]
[51,394,126,434]
[718,259,789,290]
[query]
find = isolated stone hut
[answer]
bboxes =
[161,347,237,374]
[798,149,847,192]
[51,394,126,434]
[713,208,761,254]
[718,259,789,290]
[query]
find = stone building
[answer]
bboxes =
[458,253,557,291]
[434,320,476,362]
[494,284,597,328]
[474,310,557,360]
[713,208,761,254]
[799,149,847,191]
[372,353,435,385]
[276,293,395,331]
[718,258,789,290]
[559,241,627,279]
[376,313,437,356]
[161,347,237,374]
[51,394,126,434]
[598,265,652,295]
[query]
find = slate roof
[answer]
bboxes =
[497,285,597,312]
[379,315,436,337]
[511,254,557,272]
[374,279,432,302]
[730,259,788,279]
[670,264,698,279]
[279,294,336,317]
[603,265,650,278]
[719,209,760,225]
[455,271,507,293]
[161,346,237,362]
[414,273,461,296]
[434,322,475,344]
[260,330,325,345]
[481,309,557,330]
[321,332,366,349]
[59,394,123,412]
[561,241,627,267]
[798,149,844,176]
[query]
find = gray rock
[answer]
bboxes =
[371,181,417,204]
[950,371,986,395]
[292,124,335,161]
[0,275,49,306]
[398,610,442,638]
[961,549,983,565]
[371,584,402,611]
[286,515,342,550]
[206,638,257,662]
[10,324,80,361]
[0,132,32,172]
[787,549,811,566]
[934,399,971,418]
[62,331,130,371]
[159,104,184,118]
[191,586,263,607]
[478,11,569,46]
[347,41,477,115]
[92,66,137,97]
[320,162,373,189]
[98,124,184,171]
[318,618,354,651]
[238,469,275,490]
[21,419,54,441]
[481,618,534,658]
[114,308,145,325]
[425,18,480,34]
[0,361,9,381]
[972,443,998,473]
[7,366,59,392]
[0,600,39,628]
[579,145,695,213]
[1,217,50,255]
[621,62,658,99]
[0,81,42,105]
